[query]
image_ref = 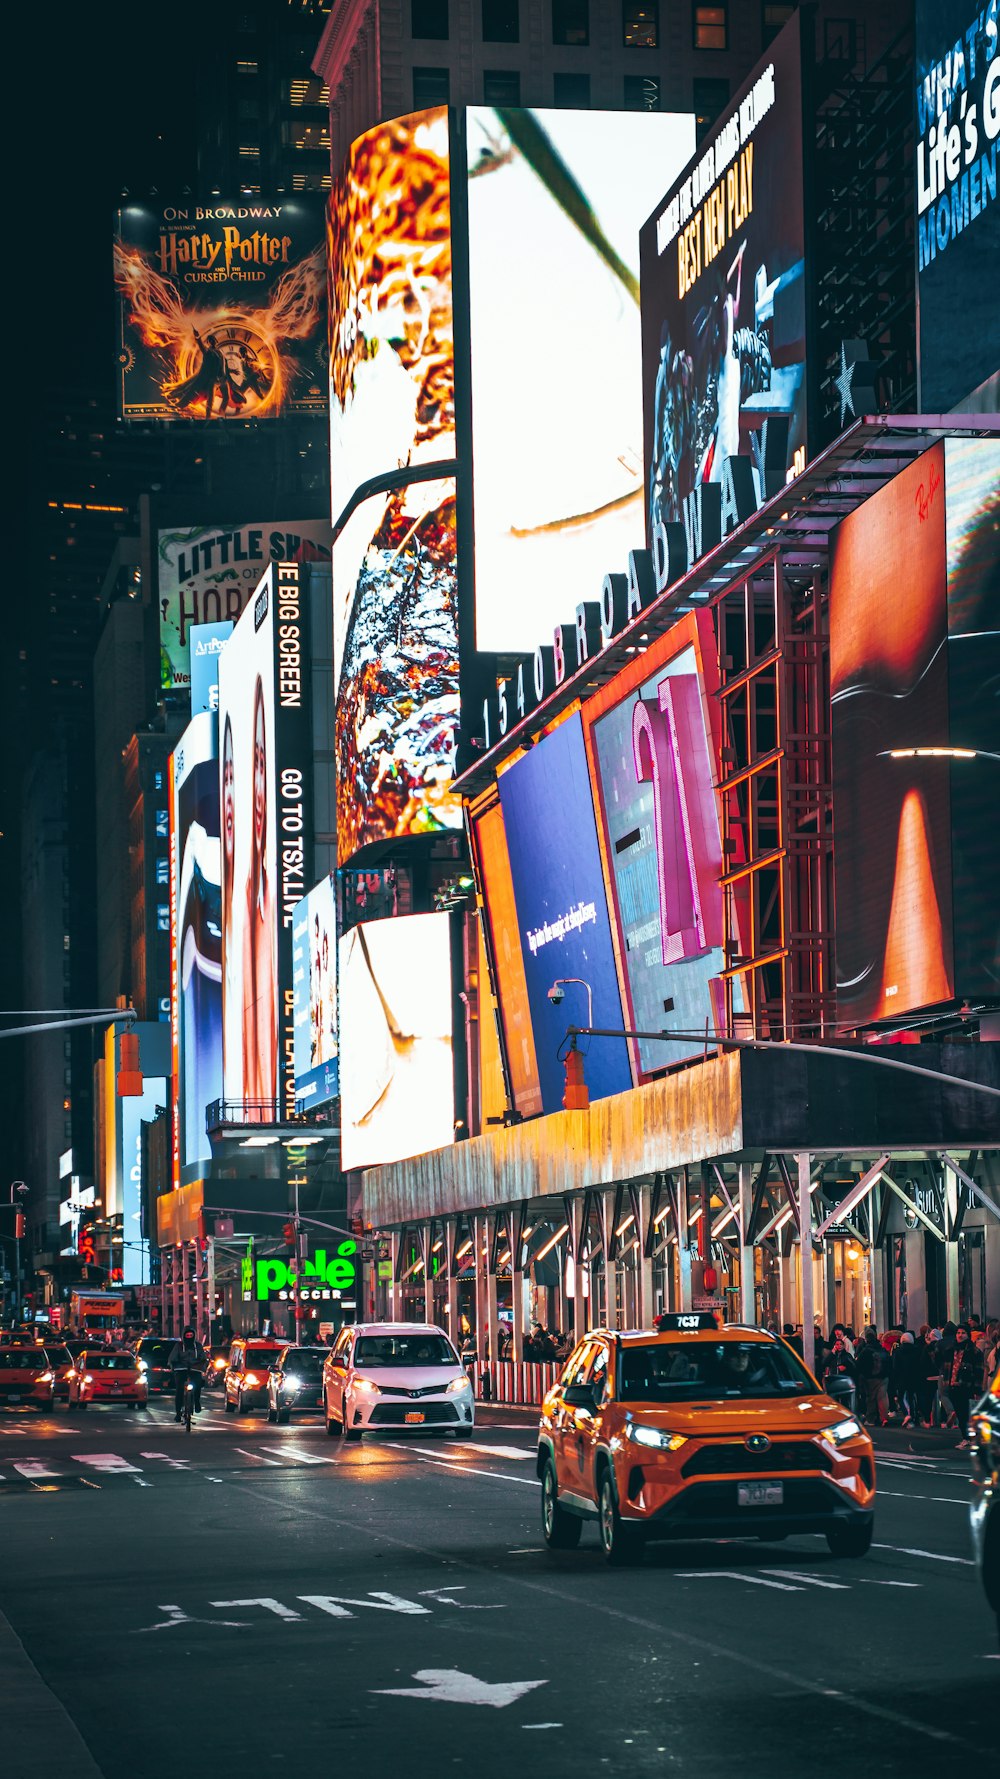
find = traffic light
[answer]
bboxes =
[116,1029,143,1097]
[283,1222,297,1247]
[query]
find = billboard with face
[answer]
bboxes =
[585,610,726,1079]
[334,476,462,862]
[466,106,695,654]
[171,714,223,1180]
[218,563,313,1116]
[339,912,454,1171]
[915,2,1000,412]
[831,437,1000,1027]
[292,876,340,1111]
[156,520,331,694]
[497,712,631,1114]
[328,108,454,525]
[641,14,808,543]
[115,198,326,421]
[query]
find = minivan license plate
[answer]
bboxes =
[404,1411,425,1423]
[738,1481,783,1507]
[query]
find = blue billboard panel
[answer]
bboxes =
[293,876,340,1110]
[497,712,631,1113]
[189,621,234,716]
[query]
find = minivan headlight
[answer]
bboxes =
[446,1376,472,1394]
[822,1417,863,1447]
[625,1424,687,1452]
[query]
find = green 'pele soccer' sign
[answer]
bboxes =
[255,1240,358,1302]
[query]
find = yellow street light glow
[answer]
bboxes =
[455,1239,473,1259]
[534,1223,569,1262]
[886,746,976,759]
[615,1213,635,1237]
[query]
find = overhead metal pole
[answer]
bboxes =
[799,1153,815,1379]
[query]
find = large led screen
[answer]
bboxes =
[916,3,1000,413]
[497,712,631,1113]
[328,108,454,525]
[585,611,726,1079]
[172,714,223,1178]
[831,438,1000,1027]
[292,876,340,1111]
[115,198,326,421]
[472,801,542,1118]
[334,476,462,862]
[339,912,454,1171]
[466,107,695,655]
[218,563,313,1115]
[641,14,808,541]
[157,519,331,694]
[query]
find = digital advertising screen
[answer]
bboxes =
[831,437,1000,1027]
[466,107,695,654]
[120,1075,167,1287]
[641,13,808,541]
[472,801,542,1118]
[328,108,454,526]
[497,712,631,1114]
[189,622,233,716]
[292,875,340,1112]
[218,563,313,1116]
[339,912,454,1171]
[585,610,726,1079]
[114,198,327,421]
[171,713,223,1180]
[915,3,1000,413]
[156,519,331,694]
[334,476,462,862]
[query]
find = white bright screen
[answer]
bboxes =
[339,912,454,1171]
[466,107,695,654]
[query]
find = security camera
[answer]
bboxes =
[547,983,564,1007]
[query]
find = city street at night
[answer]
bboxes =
[0,1404,994,1777]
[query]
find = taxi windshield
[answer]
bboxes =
[618,1339,814,1403]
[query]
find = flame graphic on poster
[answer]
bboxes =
[878,788,952,1018]
[114,243,324,418]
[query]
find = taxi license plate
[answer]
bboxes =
[7,1393,20,1404]
[404,1411,425,1424]
[738,1481,783,1507]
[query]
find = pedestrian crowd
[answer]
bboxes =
[771,1315,999,1446]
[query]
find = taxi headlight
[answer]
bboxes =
[36,1371,54,1384]
[137,1359,148,1371]
[446,1376,472,1395]
[283,1378,301,1392]
[822,1416,863,1447]
[353,1376,380,1395]
[213,1357,226,1370]
[625,1423,687,1452]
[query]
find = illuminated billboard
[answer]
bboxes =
[831,437,1000,1027]
[218,562,313,1116]
[584,610,727,1079]
[497,713,631,1114]
[114,198,326,421]
[915,3,1000,412]
[472,801,542,1118]
[189,622,233,716]
[641,14,808,541]
[171,714,222,1182]
[157,519,331,694]
[466,107,695,654]
[292,875,340,1111]
[334,477,462,861]
[328,108,454,524]
[339,912,454,1171]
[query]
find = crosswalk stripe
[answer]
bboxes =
[257,1446,331,1465]
[758,1569,850,1590]
[72,1453,141,1473]
[233,1448,282,1465]
[675,1570,804,1591]
[11,1459,61,1479]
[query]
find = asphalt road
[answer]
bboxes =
[0,1393,995,1778]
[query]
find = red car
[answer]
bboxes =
[0,1346,57,1410]
[67,1349,148,1410]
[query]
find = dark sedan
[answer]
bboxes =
[971,1362,1000,1647]
[267,1347,327,1423]
[133,1336,178,1394]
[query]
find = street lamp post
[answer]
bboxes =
[9,1182,28,1323]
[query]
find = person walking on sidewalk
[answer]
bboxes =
[856,1327,890,1426]
[891,1331,920,1426]
[947,1323,984,1449]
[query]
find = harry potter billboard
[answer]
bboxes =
[114,199,327,421]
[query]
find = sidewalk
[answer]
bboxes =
[869,1419,968,1459]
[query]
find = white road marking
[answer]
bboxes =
[131,1477,153,1487]
[523,1723,563,1730]
[136,1604,249,1633]
[382,1444,537,1487]
[878,1490,969,1505]
[373,1669,548,1709]
[72,1453,141,1473]
[232,1448,282,1465]
[448,1443,534,1460]
[211,1597,302,1621]
[855,1579,920,1588]
[139,1452,192,1471]
[759,1569,850,1590]
[675,1570,804,1591]
[11,1459,61,1479]
[418,1586,505,1611]
[872,1543,974,1565]
[298,1592,431,1619]
[257,1446,332,1465]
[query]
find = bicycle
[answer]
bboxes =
[177,1368,202,1433]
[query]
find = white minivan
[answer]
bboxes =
[323,1322,474,1440]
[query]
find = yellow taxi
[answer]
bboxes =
[537,1314,875,1566]
[67,1349,149,1410]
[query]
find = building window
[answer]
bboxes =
[484,69,521,103]
[236,59,258,74]
[624,73,660,109]
[762,2,795,44]
[413,65,451,105]
[693,77,729,140]
[483,0,519,41]
[694,3,727,49]
[552,0,589,46]
[824,16,861,64]
[411,0,450,39]
[554,71,591,105]
[623,2,657,48]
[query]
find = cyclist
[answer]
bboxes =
[167,1327,207,1421]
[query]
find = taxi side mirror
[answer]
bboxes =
[563,1383,598,1409]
